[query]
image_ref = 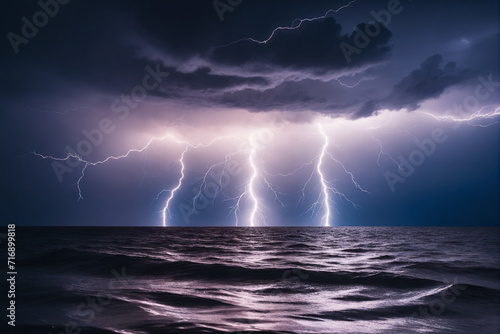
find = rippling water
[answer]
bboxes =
[12,227,500,333]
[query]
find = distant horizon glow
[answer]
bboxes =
[30,108,498,227]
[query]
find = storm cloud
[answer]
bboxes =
[356,54,475,117]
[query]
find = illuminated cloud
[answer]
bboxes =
[1,0,499,226]
[357,54,476,117]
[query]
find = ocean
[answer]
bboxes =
[8,227,500,333]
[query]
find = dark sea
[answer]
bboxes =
[8,227,500,334]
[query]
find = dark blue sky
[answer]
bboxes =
[1,0,498,226]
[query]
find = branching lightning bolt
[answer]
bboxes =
[32,134,227,226]
[161,146,188,227]
[31,102,499,227]
[32,136,175,201]
[227,138,258,227]
[191,150,241,211]
[154,137,229,227]
[366,106,500,171]
[324,150,370,195]
[420,106,500,127]
[368,130,403,170]
[261,122,370,225]
[216,0,357,48]
[228,135,271,226]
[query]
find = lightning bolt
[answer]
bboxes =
[324,149,370,195]
[151,132,281,227]
[420,106,500,127]
[153,136,230,226]
[292,122,372,225]
[229,136,262,226]
[191,150,241,211]
[357,113,416,171]
[32,135,173,201]
[366,106,500,171]
[248,137,259,226]
[161,146,188,227]
[231,191,245,227]
[368,130,403,170]
[29,106,91,115]
[228,135,279,226]
[32,134,228,226]
[31,103,499,227]
[297,158,321,207]
[184,142,250,226]
[227,143,254,227]
[260,121,369,225]
[334,76,374,88]
[216,0,358,48]
[317,124,331,226]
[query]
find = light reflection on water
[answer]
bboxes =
[16,226,500,333]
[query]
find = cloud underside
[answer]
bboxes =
[357,54,475,117]
[0,1,480,120]
[129,19,476,119]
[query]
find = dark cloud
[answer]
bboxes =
[0,1,395,117]
[162,67,268,91]
[356,54,475,117]
[213,78,369,116]
[1,0,499,227]
[456,32,500,72]
[0,0,271,107]
[210,18,392,70]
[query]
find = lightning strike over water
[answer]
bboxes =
[248,137,260,226]
[317,124,331,227]
[153,136,230,226]
[161,146,188,227]
[8,0,500,330]
[31,109,497,227]
[76,164,88,201]
[32,134,228,226]
[192,149,243,213]
[229,135,271,227]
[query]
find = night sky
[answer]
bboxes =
[1,0,498,226]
